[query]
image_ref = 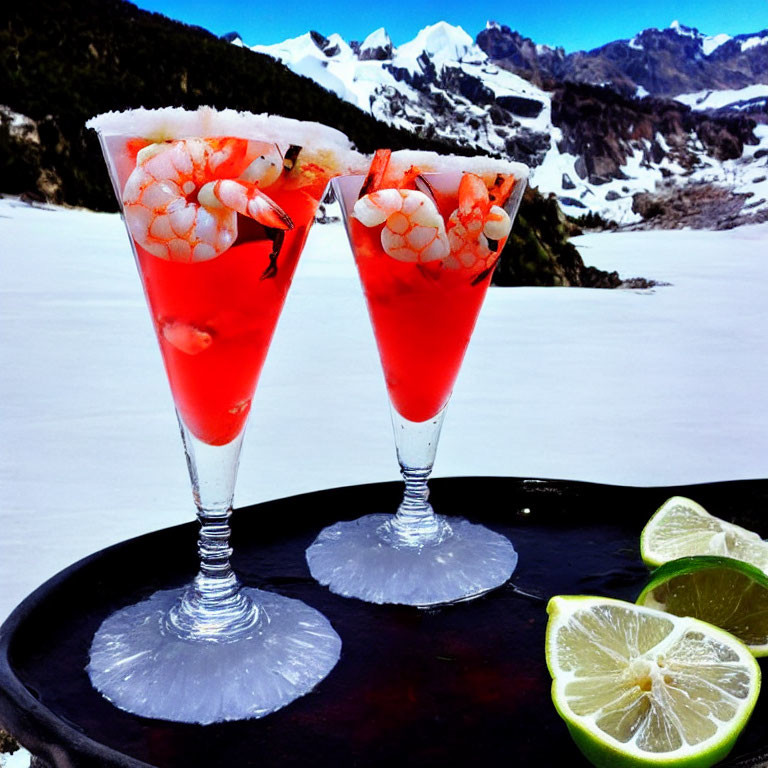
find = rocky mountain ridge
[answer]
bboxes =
[243,21,768,227]
[478,20,768,97]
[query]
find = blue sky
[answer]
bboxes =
[134,0,768,50]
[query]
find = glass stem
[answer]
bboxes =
[167,421,259,641]
[380,404,451,548]
[389,466,443,543]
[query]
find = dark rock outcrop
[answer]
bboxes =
[309,30,341,58]
[0,108,64,202]
[551,83,758,185]
[495,94,544,118]
[386,53,438,91]
[476,23,565,87]
[438,67,495,105]
[503,129,550,167]
[0,730,19,756]
[631,182,767,229]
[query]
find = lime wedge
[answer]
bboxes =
[640,497,768,571]
[637,556,768,657]
[546,595,760,768]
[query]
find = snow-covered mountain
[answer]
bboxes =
[252,24,550,151]
[239,21,768,226]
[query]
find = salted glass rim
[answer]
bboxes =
[374,150,530,181]
[86,106,356,153]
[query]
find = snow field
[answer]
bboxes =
[1,199,767,625]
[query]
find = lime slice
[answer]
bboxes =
[640,497,768,571]
[637,556,768,657]
[546,595,760,768]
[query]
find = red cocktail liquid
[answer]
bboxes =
[350,185,508,424]
[114,136,329,446]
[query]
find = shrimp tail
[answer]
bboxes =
[359,149,392,198]
[200,180,294,230]
[457,173,491,229]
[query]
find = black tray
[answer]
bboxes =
[2,477,768,768]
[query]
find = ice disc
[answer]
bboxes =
[306,514,518,606]
[88,587,341,724]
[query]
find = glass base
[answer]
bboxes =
[306,514,518,606]
[88,587,341,724]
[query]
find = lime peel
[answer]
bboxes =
[546,595,761,768]
[640,496,768,572]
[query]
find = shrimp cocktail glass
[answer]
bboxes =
[86,107,357,724]
[306,150,528,606]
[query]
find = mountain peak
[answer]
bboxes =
[668,20,700,38]
[359,27,393,60]
[396,21,476,71]
[401,21,474,56]
[658,22,735,56]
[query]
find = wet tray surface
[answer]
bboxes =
[2,477,768,768]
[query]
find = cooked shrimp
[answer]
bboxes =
[122,138,292,263]
[444,173,512,271]
[353,189,450,263]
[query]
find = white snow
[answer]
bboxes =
[675,84,768,111]
[252,32,328,63]
[1,749,30,768]
[741,34,768,52]
[1,199,768,634]
[325,33,354,58]
[251,29,422,123]
[289,56,354,101]
[702,32,731,55]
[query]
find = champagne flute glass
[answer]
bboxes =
[306,150,528,606]
[86,107,356,723]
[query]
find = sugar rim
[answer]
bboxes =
[86,106,355,152]
[385,150,530,180]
